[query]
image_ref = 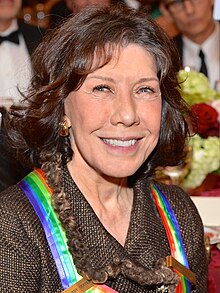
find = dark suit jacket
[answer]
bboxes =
[0,21,47,192]
[173,35,184,66]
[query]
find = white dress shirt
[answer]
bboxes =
[182,21,220,89]
[0,20,32,107]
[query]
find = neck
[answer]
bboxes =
[67,159,133,245]
[0,19,14,32]
[185,21,216,45]
[67,159,132,208]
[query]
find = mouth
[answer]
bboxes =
[102,138,139,147]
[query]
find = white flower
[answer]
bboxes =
[181,135,220,189]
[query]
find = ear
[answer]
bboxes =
[159,2,174,22]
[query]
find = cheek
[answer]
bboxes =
[66,99,110,132]
[140,103,162,131]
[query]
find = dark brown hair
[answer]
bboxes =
[6,4,191,287]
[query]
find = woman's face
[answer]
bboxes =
[65,44,162,179]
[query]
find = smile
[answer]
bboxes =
[102,138,138,147]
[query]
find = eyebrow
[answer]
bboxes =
[87,75,115,82]
[87,75,159,83]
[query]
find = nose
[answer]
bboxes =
[110,92,140,127]
[183,0,195,14]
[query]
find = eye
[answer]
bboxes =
[137,86,154,94]
[135,86,161,100]
[93,84,111,93]
[91,84,114,98]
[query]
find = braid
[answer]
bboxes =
[39,151,180,291]
[105,258,180,291]
[40,151,108,283]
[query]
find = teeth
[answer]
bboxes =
[103,138,137,147]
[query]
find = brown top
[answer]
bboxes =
[0,167,208,292]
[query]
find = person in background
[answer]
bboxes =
[0,0,46,103]
[160,0,220,89]
[48,0,113,28]
[121,0,179,37]
[0,5,208,292]
[0,0,46,192]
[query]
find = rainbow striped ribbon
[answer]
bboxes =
[150,183,191,293]
[18,169,116,293]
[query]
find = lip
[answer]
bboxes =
[100,135,143,140]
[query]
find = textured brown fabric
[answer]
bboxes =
[0,167,208,292]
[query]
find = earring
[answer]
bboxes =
[59,120,69,137]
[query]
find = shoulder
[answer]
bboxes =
[0,183,42,238]
[154,181,202,223]
[155,181,196,207]
[0,184,31,210]
[141,179,198,210]
[0,181,49,261]
[140,179,204,239]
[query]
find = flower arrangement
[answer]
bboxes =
[178,69,220,189]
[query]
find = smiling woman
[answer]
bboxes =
[0,4,208,293]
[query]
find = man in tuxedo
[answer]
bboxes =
[0,0,46,192]
[160,0,220,89]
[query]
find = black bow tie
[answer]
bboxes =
[0,30,20,45]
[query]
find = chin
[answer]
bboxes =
[101,165,141,179]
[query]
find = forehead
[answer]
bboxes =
[91,43,155,71]
[89,44,157,76]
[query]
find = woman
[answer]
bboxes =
[0,4,208,293]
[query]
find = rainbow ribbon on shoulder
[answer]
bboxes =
[150,183,191,293]
[18,169,116,292]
